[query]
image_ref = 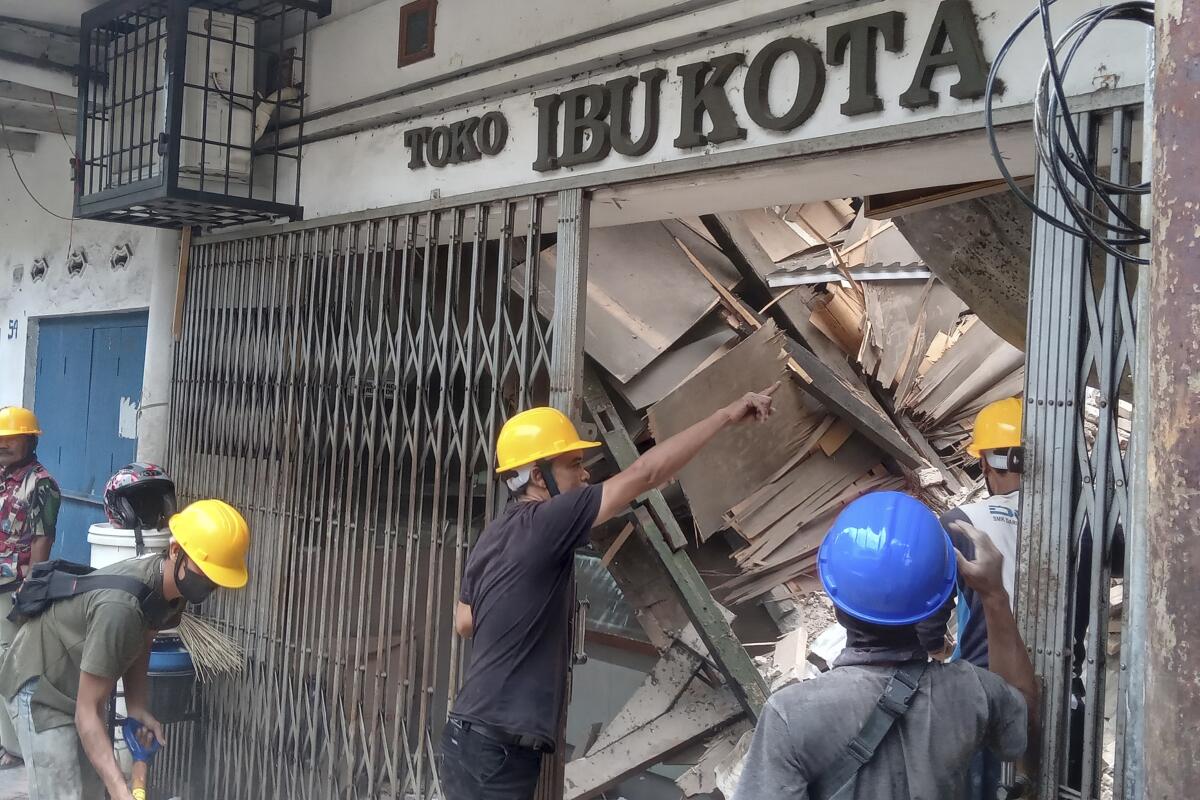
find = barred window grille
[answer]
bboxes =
[76,0,328,229]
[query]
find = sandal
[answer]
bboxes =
[0,748,23,770]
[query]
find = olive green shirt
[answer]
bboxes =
[0,554,185,731]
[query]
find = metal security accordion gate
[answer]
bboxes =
[1017,103,1147,800]
[161,193,585,799]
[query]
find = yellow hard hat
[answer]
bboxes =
[495,407,601,474]
[0,407,41,437]
[168,499,250,589]
[967,397,1023,458]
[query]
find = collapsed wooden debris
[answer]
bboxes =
[522,200,1042,798]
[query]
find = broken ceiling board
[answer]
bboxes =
[616,315,739,410]
[860,280,967,390]
[676,721,753,797]
[564,675,743,800]
[587,643,703,755]
[649,321,817,541]
[904,317,1024,425]
[784,200,856,244]
[532,220,740,382]
[701,213,865,385]
[738,208,816,262]
[730,436,883,563]
[863,220,924,269]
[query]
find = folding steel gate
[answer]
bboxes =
[162,194,579,799]
[1017,104,1146,800]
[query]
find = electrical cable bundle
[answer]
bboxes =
[985,0,1154,265]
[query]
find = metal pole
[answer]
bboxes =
[535,188,592,800]
[1144,3,1200,798]
[550,189,590,420]
[1116,28,1154,800]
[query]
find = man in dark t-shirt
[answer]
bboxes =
[439,385,779,800]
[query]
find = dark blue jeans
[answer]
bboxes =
[438,719,543,800]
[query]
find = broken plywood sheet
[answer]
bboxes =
[739,207,818,262]
[859,279,967,390]
[616,315,739,410]
[903,316,1024,426]
[648,321,818,541]
[533,220,740,382]
[784,199,856,245]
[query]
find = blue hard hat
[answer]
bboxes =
[818,491,957,626]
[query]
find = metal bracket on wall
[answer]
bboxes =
[583,367,768,719]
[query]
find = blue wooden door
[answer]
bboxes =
[34,312,148,563]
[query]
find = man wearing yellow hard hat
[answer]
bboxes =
[439,384,780,800]
[0,407,61,771]
[0,498,250,800]
[917,397,1024,800]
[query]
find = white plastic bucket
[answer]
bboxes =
[87,523,171,569]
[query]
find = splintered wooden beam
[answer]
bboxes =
[780,337,926,469]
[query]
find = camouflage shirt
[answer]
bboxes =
[0,458,61,578]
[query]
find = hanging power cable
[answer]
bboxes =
[0,109,76,222]
[985,0,1153,265]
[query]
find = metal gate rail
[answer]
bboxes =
[1018,105,1143,800]
[165,196,558,799]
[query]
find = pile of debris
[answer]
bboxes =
[537,202,1017,610]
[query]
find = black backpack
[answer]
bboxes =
[3,559,161,625]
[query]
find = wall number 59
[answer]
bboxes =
[6,320,17,340]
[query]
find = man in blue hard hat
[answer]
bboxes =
[733,492,1038,800]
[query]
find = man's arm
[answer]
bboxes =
[122,631,165,746]
[27,478,59,569]
[454,601,474,639]
[594,382,779,527]
[952,522,1040,763]
[76,671,135,800]
[29,536,51,567]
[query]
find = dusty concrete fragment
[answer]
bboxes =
[893,193,1031,350]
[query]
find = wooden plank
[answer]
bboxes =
[171,226,194,339]
[817,418,853,457]
[599,522,636,569]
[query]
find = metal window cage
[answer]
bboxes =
[75,0,330,229]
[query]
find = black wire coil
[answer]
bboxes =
[985,0,1154,265]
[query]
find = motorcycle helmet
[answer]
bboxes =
[103,462,178,530]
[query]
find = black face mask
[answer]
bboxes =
[174,554,219,605]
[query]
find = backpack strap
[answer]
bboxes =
[45,572,156,607]
[813,659,930,800]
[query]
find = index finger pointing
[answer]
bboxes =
[759,380,783,398]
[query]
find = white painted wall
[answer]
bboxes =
[0,127,178,458]
[291,0,1145,219]
[303,0,697,115]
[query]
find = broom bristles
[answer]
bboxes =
[175,612,245,683]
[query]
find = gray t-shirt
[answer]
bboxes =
[733,660,1027,800]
